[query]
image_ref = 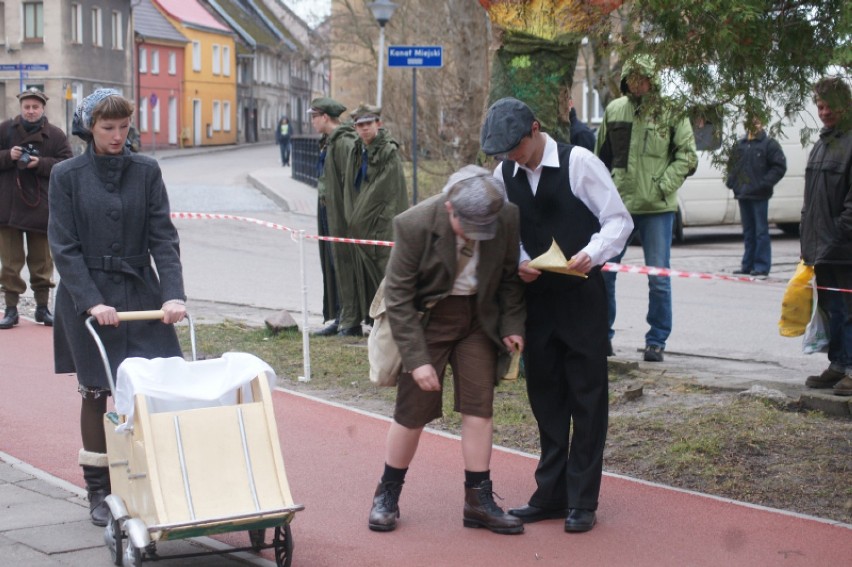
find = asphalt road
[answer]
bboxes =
[158,145,822,391]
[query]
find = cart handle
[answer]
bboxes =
[84,310,197,398]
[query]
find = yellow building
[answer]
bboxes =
[153,0,237,146]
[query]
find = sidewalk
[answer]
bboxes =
[2,319,851,566]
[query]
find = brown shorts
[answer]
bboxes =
[393,295,497,428]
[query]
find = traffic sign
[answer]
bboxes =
[150,93,158,108]
[387,46,443,68]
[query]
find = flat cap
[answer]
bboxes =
[307,97,346,118]
[17,87,48,104]
[351,103,382,124]
[480,97,535,155]
[444,165,505,241]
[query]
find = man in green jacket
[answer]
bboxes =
[595,55,697,362]
[309,98,358,336]
[337,104,408,336]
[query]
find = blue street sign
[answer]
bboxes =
[150,93,158,108]
[0,63,49,71]
[387,46,443,68]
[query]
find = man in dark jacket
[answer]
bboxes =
[800,77,852,397]
[0,87,72,329]
[568,98,596,152]
[725,119,787,278]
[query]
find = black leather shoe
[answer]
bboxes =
[508,504,568,523]
[564,508,596,532]
[35,305,53,326]
[0,306,18,329]
[337,325,363,337]
[312,320,339,337]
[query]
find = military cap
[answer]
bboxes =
[350,103,382,124]
[307,97,346,118]
[480,97,535,156]
[17,87,48,104]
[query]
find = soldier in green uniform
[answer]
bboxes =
[308,98,358,336]
[337,104,408,336]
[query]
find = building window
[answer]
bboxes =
[212,44,221,75]
[111,11,123,49]
[582,81,604,124]
[168,51,176,75]
[71,3,82,44]
[223,100,231,132]
[152,97,161,133]
[212,100,221,131]
[139,97,148,133]
[138,47,147,73]
[91,7,102,47]
[23,2,44,41]
[151,49,159,74]
[192,41,201,72]
[223,45,231,77]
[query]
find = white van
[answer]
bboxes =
[674,101,821,241]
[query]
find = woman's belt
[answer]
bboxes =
[84,254,151,272]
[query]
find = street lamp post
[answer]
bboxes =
[368,0,398,108]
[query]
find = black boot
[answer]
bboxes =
[463,480,524,534]
[80,450,111,527]
[35,305,53,326]
[368,480,403,532]
[0,306,18,329]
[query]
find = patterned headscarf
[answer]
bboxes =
[71,88,121,141]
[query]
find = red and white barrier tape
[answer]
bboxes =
[172,212,852,291]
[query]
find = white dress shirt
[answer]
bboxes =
[493,133,633,266]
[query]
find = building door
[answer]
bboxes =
[193,99,202,146]
[168,96,177,145]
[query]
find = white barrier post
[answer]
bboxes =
[297,229,311,382]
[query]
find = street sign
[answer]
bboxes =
[387,46,443,68]
[150,93,158,108]
[0,63,49,71]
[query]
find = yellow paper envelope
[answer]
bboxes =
[527,239,588,278]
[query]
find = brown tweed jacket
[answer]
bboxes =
[384,192,525,382]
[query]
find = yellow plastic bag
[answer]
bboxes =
[778,261,814,337]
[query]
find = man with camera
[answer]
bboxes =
[0,87,72,329]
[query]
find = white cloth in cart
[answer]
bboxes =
[114,352,276,430]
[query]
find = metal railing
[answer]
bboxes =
[291,134,321,187]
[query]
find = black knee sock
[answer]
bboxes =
[464,469,490,487]
[381,464,408,484]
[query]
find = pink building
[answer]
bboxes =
[135,0,189,149]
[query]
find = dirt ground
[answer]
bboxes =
[283,362,852,526]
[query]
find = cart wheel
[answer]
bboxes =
[122,539,142,567]
[104,510,123,566]
[249,528,265,552]
[273,524,294,567]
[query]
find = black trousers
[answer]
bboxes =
[522,272,609,511]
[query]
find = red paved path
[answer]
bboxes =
[1,319,850,566]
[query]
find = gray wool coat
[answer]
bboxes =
[48,145,185,389]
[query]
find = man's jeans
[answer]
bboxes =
[738,198,771,273]
[815,264,852,371]
[603,211,674,348]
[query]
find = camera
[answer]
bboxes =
[17,144,39,168]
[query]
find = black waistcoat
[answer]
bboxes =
[503,143,601,293]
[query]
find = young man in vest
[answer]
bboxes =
[481,97,632,532]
